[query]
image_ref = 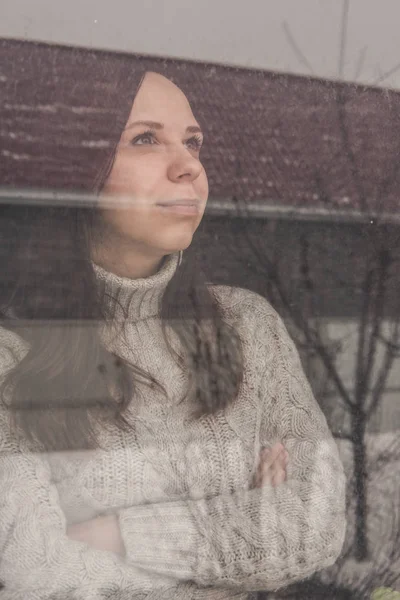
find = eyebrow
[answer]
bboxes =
[124,120,203,135]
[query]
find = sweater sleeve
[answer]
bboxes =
[0,333,176,600]
[117,305,346,592]
[0,417,183,600]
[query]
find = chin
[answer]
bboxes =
[158,233,195,255]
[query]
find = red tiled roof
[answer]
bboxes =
[2,38,400,215]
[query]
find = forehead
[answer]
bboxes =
[129,71,197,124]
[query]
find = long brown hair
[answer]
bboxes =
[0,39,243,451]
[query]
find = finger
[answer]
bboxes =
[261,451,284,473]
[260,444,284,469]
[262,467,284,487]
[67,526,87,542]
[258,444,287,486]
[260,463,278,485]
[260,442,284,459]
[267,443,285,463]
[260,447,284,474]
[272,471,285,487]
[272,468,286,487]
[276,451,288,470]
[260,454,285,481]
[261,454,287,483]
[260,463,274,485]
[253,465,264,487]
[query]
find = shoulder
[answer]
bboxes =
[0,325,28,376]
[210,284,298,360]
[0,326,31,450]
[210,284,282,327]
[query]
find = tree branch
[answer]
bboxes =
[371,60,400,87]
[338,0,350,79]
[335,86,368,212]
[367,318,400,418]
[354,266,373,408]
[231,199,355,411]
[364,247,390,396]
[353,45,367,82]
[281,20,315,75]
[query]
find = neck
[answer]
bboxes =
[91,239,166,280]
[92,251,180,322]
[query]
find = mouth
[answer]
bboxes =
[155,199,201,216]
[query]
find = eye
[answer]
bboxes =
[130,130,157,146]
[185,134,203,152]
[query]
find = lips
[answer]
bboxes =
[156,199,201,216]
[156,199,200,208]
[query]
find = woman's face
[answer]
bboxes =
[99,71,209,257]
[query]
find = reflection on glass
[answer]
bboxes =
[0,37,357,600]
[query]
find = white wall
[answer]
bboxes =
[1,0,400,90]
[320,319,400,433]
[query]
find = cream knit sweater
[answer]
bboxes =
[0,252,346,600]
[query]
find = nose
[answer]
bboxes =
[167,146,203,183]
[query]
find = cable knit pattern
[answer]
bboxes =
[0,252,346,599]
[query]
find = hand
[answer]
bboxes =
[67,514,125,556]
[253,442,289,488]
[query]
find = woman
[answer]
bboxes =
[0,39,346,599]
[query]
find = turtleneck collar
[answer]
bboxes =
[92,252,180,321]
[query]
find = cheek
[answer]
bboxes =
[196,170,209,202]
[105,153,162,198]
[108,208,153,234]
[100,204,159,247]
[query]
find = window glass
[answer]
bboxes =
[1,2,399,599]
